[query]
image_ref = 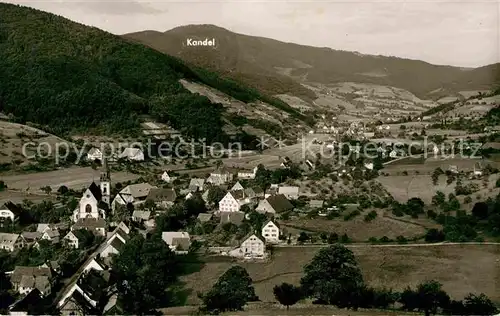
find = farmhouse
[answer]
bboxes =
[10,266,53,296]
[219,211,245,226]
[0,201,21,223]
[237,166,258,179]
[86,148,103,162]
[72,218,106,237]
[146,187,177,208]
[160,171,176,183]
[261,220,280,243]
[207,167,233,185]
[112,183,156,211]
[256,194,293,215]
[162,232,191,254]
[231,181,245,191]
[100,238,125,258]
[230,233,265,258]
[118,147,144,161]
[40,228,60,245]
[218,191,247,213]
[0,233,25,252]
[189,178,205,191]
[278,186,299,199]
[63,230,86,249]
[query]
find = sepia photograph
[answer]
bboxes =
[0,0,499,315]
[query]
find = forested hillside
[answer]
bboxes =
[0,4,304,140]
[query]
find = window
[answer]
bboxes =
[85,204,92,213]
[102,186,107,194]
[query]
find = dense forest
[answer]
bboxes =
[0,3,305,140]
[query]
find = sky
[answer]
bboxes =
[2,0,500,67]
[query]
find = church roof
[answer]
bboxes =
[88,182,102,201]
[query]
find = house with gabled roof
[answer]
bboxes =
[237,166,258,180]
[161,171,176,183]
[63,230,87,249]
[100,238,125,258]
[72,218,106,237]
[161,232,191,254]
[86,147,103,162]
[207,167,233,185]
[278,186,299,200]
[118,147,144,161]
[0,201,22,223]
[146,188,177,208]
[189,178,205,191]
[231,181,245,191]
[8,288,43,316]
[219,211,245,226]
[0,233,25,252]
[256,194,294,215]
[261,220,280,243]
[230,233,266,258]
[112,183,156,211]
[10,266,53,296]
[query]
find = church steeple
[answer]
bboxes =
[100,157,111,206]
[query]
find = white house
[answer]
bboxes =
[119,147,145,161]
[0,202,21,223]
[86,148,103,162]
[112,183,156,211]
[230,233,265,258]
[72,182,106,223]
[277,186,299,200]
[474,162,483,176]
[100,238,125,258]
[72,218,106,237]
[261,220,280,243]
[161,171,176,183]
[218,191,250,213]
[63,231,85,249]
[231,181,245,191]
[161,232,191,254]
[256,194,294,215]
[40,229,60,245]
[207,167,233,185]
[237,167,258,180]
[0,233,24,252]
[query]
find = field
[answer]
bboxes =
[1,167,140,192]
[181,245,500,305]
[377,172,500,204]
[280,213,428,241]
[0,120,66,164]
[160,303,420,315]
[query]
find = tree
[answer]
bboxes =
[0,271,14,311]
[463,293,498,315]
[415,280,450,316]
[40,186,52,194]
[57,185,69,195]
[432,191,446,206]
[113,203,131,223]
[112,234,179,314]
[425,229,445,243]
[471,202,489,220]
[300,245,365,309]
[207,186,226,205]
[200,266,258,313]
[273,283,302,310]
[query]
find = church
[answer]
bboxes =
[72,159,111,222]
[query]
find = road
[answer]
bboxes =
[276,241,500,248]
[53,229,117,308]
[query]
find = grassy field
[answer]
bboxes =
[181,245,500,305]
[377,172,500,204]
[280,213,427,241]
[0,120,65,165]
[160,303,422,315]
[1,166,140,191]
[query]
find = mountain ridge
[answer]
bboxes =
[124,24,500,100]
